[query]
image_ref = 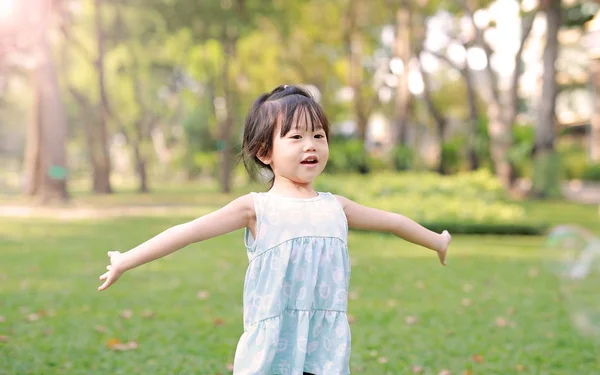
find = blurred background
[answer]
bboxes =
[0,0,598,200]
[2,0,600,374]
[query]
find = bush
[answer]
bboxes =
[581,163,600,181]
[441,136,465,174]
[391,145,414,171]
[325,139,370,174]
[560,145,587,180]
[315,170,544,235]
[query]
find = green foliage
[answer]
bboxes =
[391,145,414,171]
[532,151,562,198]
[560,143,588,180]
[325,139,370,174]
[316,170,543,234]
[440,136,465,174]
[581,163,600,182]
[508,125,535,179]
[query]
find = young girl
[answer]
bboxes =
[98,85,451,375]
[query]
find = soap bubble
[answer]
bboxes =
[544,225,600,338]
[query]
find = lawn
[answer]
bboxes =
[1,189,600,374]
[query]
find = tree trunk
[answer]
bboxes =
[23,79,43,197]
[393,3,411,146]
[132,121,149,194]
[463,64,480,170]
[346,0,368,142]
[93,0,112,194]
[590,57,600,162]
[217,27,236,193]
[533,0,562,198]
[23,34,69,203]
[420,61,448,174]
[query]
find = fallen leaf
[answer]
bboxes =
[387,299,397,307]
[26,313,40,322]
[141,310,154,318]
[461,298,472,307]
[471,354,484,363]
[439,369,451,375]
[369,350,378,357]
[416,281,426,290]
[95,325,107,333]
[347,315,356,325]
[106,338,121,348]
[507,307,515,315]
[462,370,473,375]
[495,317,508,328]
[214,318,224,326]
[377,356,388,364]
[197,290,211,300]
[226,363,234,371]
[528,267,539,278]
[107,338,138,351]
[0,316,5,323]
[546,332,554,338]
[349,291,359,300]
[411,365,424,373]
[405,316,418,325]
[0,335,9,342]
[120,309,133,319]
[515,364,525,371]
[463,284,473,293]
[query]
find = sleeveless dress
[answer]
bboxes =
[232,192,352,375]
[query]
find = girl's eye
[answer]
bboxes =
[315,134,325,139]
[291,135,302,139]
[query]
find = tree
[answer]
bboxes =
[532,0,562,197]
[23,33,69,203]
[461,0,537,189]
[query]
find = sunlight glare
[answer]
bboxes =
[0,0,15,21]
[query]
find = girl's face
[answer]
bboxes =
[261,119,329,187]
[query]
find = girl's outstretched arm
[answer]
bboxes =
[335,195,451,265]
[98,194,255,291]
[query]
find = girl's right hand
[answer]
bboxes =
[437,230,451,266]
[98,251,126,291]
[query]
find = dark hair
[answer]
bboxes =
[240,85,330,185]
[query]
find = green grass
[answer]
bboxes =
[1,192,600,374]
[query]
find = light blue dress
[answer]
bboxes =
[233,192,352,375]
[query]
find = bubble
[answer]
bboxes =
[544,225,600,338]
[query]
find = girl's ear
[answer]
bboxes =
[256,145,271,165]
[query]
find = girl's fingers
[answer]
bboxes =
[99,271,110,280]
[106,265,111,271]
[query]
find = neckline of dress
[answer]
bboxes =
[264,192,322,201]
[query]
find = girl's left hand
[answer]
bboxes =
[437,230,451,266]
[98,251,126,291]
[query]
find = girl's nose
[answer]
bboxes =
[303,140,316,152]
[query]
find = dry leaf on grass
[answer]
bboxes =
[0,335,9,342]
[120,309,133,319]
[95,325,107,333]
[197,290,211,300]
[515,364,525,371]
[411,365,424,373]
[377,357,388,364]
[26,313,40,322]
[106,338,138,351]
[405,316,418,325]
[214,318,224,326]
[471,354,484,363]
